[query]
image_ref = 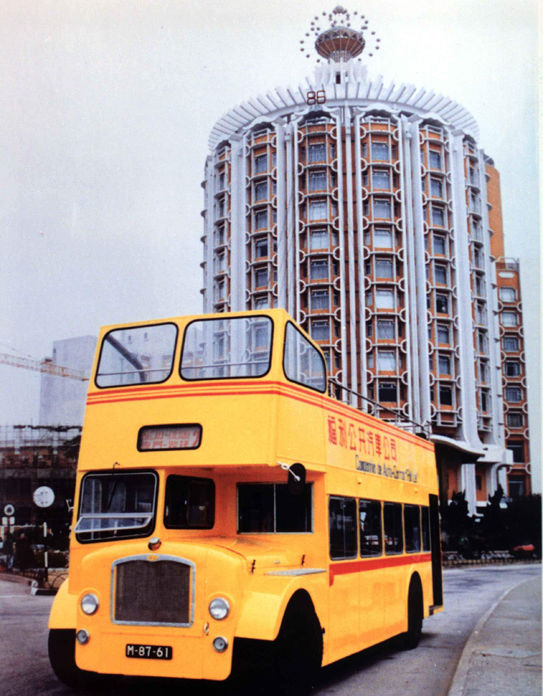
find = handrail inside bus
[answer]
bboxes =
[328,378,431,438]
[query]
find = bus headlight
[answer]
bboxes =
[209,597,230,620]
[81,593,99,615]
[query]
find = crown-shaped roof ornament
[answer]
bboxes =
[299,6,381,63]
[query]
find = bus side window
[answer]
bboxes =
[237,483,312,533]
[383,502,403,554]
[359,499,382,556]
[329,497,357,559]
[404,504,421,553]
[421,506,431,552]
[164,476,215,529]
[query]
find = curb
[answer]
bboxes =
[446,576,534,696]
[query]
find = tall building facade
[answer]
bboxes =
[200,7,531,511]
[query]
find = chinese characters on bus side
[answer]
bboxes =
[327,416,397,460]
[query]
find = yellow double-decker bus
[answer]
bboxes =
[48,309,442,693]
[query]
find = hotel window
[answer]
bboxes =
[216,196,227,217]
[434,264,448,284]
[375,289,394,310]
[374,228,393,248]
[437,324,450,344]
[439,384,453,406]
[371,141,390,161]
[378,382,397,401]
[214,226,225,246]
[254,154,268,174]
[431,205,445,227]
[508,442,525,464]
[377,319,395,340]
[436,294,449,314]
[217,171,226,190]
[310,288,330,311]
[308,143,326,163]
[375,258,393,279]
[503,336,519,352]
[254,209,268,229]
[429,150,442,169]
[478,330,489,354]
[373,198,392,219]
[377,350,396,372]
[474,275,485,296]
[430,176,443,197]
[310,259,329,280]
[507,412,524,428]
[215,253,226,274]
[480,391,490,412]
[214,279,225,302]
[372,169,391,189]
[433,234,446,255]
[311,320,330,342]
[253,295,269,309]
[309,200,328,221]
[438,355,451,375]
[254,267,268,287]
[308,170,327,191]
[501,311,518,327]
[479,360,489,383]
[310,229,329,250]
[504,360,521,377]
[505,386,522,402]
[499,287,517,302]
[254,237,268,259]
[254,181,268,201]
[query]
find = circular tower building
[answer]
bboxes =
[201,6,517,512]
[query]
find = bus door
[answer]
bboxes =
[328,497,360,660]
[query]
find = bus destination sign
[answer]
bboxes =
[138,424,202,451]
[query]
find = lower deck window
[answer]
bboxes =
[384,502,403,554]
[237,483,312,533]
[359,499,382,556]
[329,497,357,559]
[404,504,421,553]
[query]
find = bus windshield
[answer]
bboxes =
[95,323,177,387]
[75,471,157,542]
[180,316,273,380]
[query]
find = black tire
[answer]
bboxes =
[273,595,323,695]
[48,629,96,689]
[401,576,423,650]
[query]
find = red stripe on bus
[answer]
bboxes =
[329,553,432,585]
[86,380,433,451]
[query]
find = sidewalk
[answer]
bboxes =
[448,573,542,696]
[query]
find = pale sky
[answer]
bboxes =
[0,0,540,489]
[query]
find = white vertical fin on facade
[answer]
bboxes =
[344,107,358,403]
[449,130,481,447]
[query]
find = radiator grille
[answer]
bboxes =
[114,558,192,625]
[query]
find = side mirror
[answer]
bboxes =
[287,462,306,496]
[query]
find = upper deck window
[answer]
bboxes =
[95,323,177,388]
[283,322,327,393]
[180,316,273,380]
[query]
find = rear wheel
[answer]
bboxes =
[402,576,423,650]
[48,629,96,689]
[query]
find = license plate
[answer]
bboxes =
[125,643,172,660]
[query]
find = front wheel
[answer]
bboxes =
[273,598,323,695]
[48,629,97,689]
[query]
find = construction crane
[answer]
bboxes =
[0,352,89,381]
